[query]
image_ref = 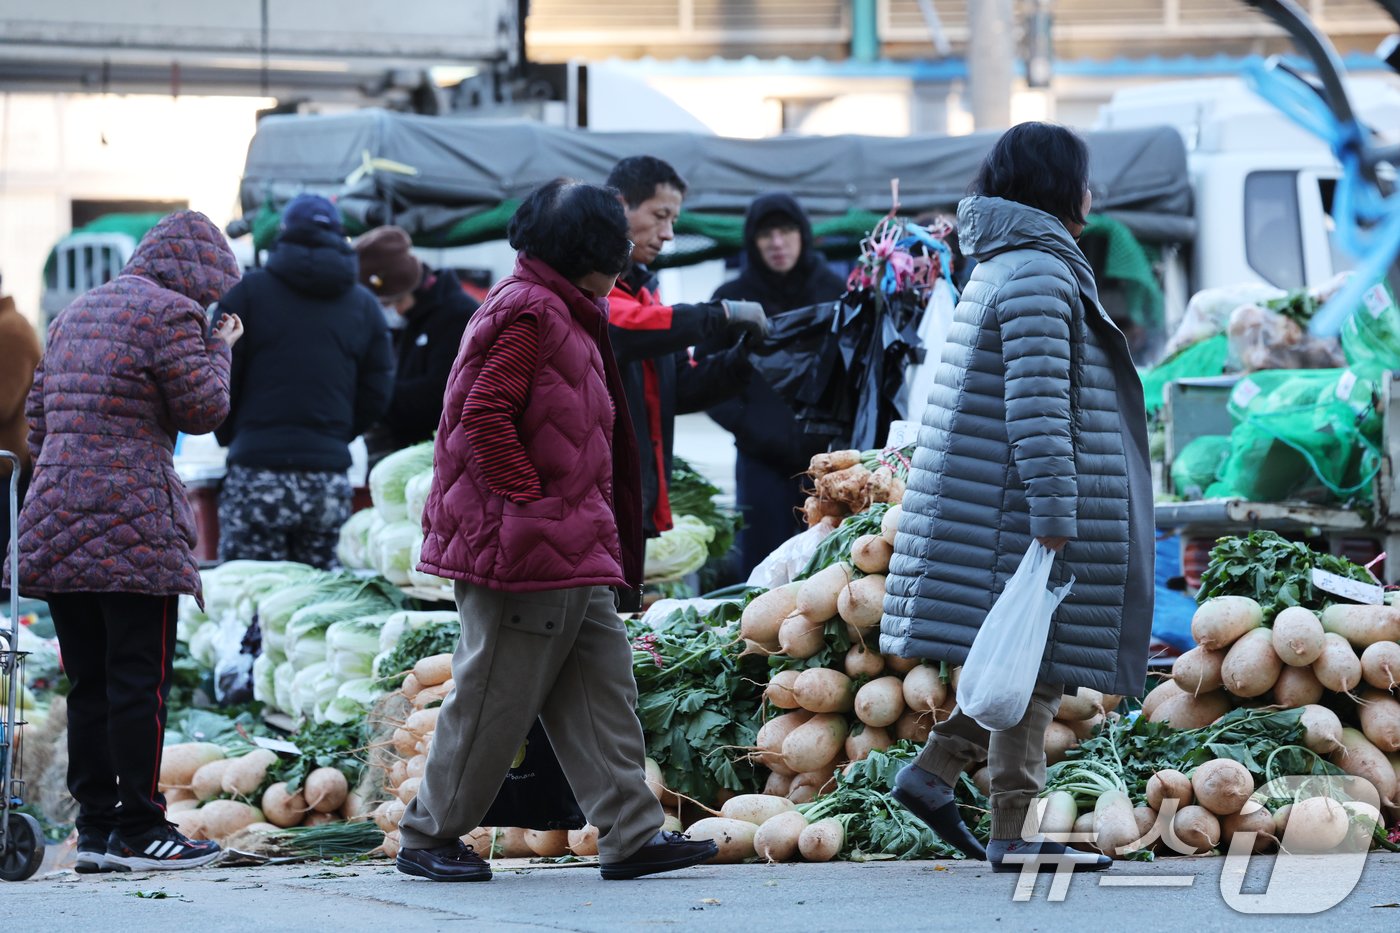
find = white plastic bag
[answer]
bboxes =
[746,522,838,590]
[955,543,1074,732]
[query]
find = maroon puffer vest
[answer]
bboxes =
[417,255,644,595]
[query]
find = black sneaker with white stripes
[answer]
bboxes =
[107,825,223,872]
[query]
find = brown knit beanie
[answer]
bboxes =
[355,225,423,299]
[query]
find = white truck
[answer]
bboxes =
[1097,75,1400,327]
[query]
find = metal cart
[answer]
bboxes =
[1,450,43,881]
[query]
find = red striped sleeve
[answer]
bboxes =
[462,314,544,503]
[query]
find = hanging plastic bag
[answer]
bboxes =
[955,543,1074,732]
[903,277,957,427]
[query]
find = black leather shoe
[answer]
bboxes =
[397,841,492,882]
[890,764,989,860]
[599,831,718,880]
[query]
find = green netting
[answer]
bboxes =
[1340,279,1400,379]
[1170,434,1232,500]
[1084,213,1164,331]
[1212,368,1381,502]
[1139,334,1230,414]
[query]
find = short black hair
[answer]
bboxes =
[508,179,633,280]
[606,156,688,209]
[973,122,1090,226]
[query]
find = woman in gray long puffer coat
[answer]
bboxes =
[880,123,1153,873]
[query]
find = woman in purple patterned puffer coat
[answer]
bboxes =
[6,210,244,873]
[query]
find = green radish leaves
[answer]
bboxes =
[1197,531,1375,622]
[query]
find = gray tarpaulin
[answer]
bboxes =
[238,109,1195,244]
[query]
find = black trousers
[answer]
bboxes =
[47,591,179,836]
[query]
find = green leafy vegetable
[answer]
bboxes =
[1197,531,1376,621]
[1046,707,1342,808]
[799,743,963,860]
[273,719,367,793]
[627,602,766,805]
[669,458,741,559]
[372,621,458,688]
[796,503,890,581]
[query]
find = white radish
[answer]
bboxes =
[1359,689,1400,752]
[1056,687,1104,722]
[1092,791,1140,856]
[755,711,812,777]
[1171,647,1226,697]
[1191,759,1254,816]
[1221,628,1282,698]
[765,669,802,709]
[1313,633,1363,694]
[373,798,406,833]
[1191,596,1263,650]
[1141,679,1184,720]
[901,664,947,714]
[795,563,852,622]
[1271,607,1326,666]
[782,714,848,773]
[412,653,453,687]
[1299,704,1344,754]
[524,829,569,857]
[853,676,905,728]
[305,767,349,814]
[778,613,827,659]
[261,782,308,828]
[1320,604,1400,649]
[159,743,225,789]
[1330,728,1398,807]
[851,535,893,574]
[222,748,279,798]
[1222,801,1276,854]
[1146,769,1193,812]
[198,800,264,842]
[754,811,807,863]
[893,709,934,744]
[568,825,600,856]
[742,583,801,651]
[1168,804,1221,855]
[721,794,796,826]
[793,668,855,714]
[880,505,901,546]
[1044,721,1079,764]
[1272,664,1325,708]
[844,644,885,679]
[844,725,893,761]
[1361,641,1400,691]
[191,759,234,802]
[837,575,887,634]
[1280,796,1349,854]
[1149,690,1232,730]
[797,817,845,862]
[685,818,757,863]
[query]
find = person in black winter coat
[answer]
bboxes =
[710,192,847,576]
[355,225,478,462]
[214,194,395,568]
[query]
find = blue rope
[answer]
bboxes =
[1244,60,1400,337]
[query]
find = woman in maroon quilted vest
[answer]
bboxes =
[395,180,717,883]
[8,211,243,873]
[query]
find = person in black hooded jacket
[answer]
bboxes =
[355,224,479,463]
[710,192,846,576]
[214,194,394,568]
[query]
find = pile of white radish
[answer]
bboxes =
[158,742,356,843]
[1038,757,1382,860]
[685,795,846,864]
[1143,594,1400,823]
[740,503,1119,823]
[375,650,668,860]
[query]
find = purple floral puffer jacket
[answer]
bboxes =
[5,211,240,607]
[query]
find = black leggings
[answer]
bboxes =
[47,592,179,836]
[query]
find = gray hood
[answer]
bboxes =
[957,196,1110,325]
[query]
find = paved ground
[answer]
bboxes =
[5,848,1400,932]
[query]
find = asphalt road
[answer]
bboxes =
[5,850,1400,932]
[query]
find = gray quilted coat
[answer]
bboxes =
[880,196,1153,697]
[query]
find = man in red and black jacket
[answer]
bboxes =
[603,156,769,538]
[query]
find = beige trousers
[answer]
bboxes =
[398,581,664,860]
[915,679,1064,839]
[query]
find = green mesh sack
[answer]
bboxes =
[1170,435,1233,499]
[1140,334,1230,415]
[1213,369,1381,502]
[1340,280,1400,379]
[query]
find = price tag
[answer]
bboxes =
[884,420,920,450]
[1364,284,1391,320]
[1231,380,1261,408]
[1310,568,1383,605]
[1336,370,1357,401]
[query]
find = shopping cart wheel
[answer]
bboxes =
[0,812,44,881]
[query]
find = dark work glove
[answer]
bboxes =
[723,300,770,341]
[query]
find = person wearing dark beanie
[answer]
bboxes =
[355,225,478,462]
[214,194,394,568]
